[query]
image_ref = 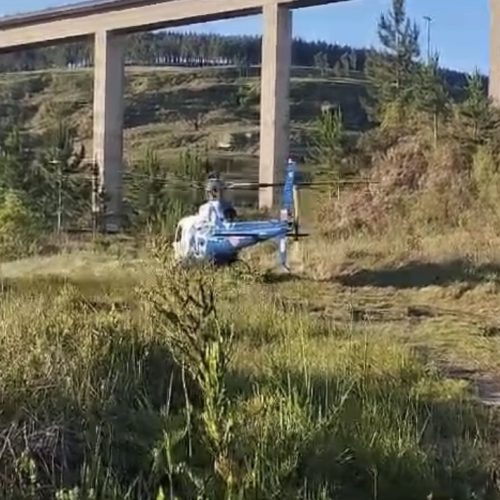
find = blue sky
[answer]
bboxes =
[1,0,490,73]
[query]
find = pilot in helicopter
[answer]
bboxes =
[197,172,237,225]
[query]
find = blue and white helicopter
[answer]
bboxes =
[173,159,305,270]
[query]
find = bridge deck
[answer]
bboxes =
[0,0,348,52]
[0,1,157,29]
[0,0,344,30]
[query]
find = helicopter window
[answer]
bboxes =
[175,225,183,243]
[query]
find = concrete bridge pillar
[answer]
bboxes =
[259,3,292,209]
[93,30,125,231]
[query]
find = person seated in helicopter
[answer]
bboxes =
[198,173,237,225]
[198,199,237,225]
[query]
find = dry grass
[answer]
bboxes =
[245,225,500,399]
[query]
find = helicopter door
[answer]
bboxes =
[184,222,198,258]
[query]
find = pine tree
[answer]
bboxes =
[365,0,420,125]
[414,53,450,146]
[457,70,498,145]
[314,52,329,76]
[339,52,350,76]
[0,127,26,193]
[133,148,171,229]
[309,106,345,179]
[32,120,87,230]
[348,50,358,72]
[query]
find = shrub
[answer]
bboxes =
[309,106,346,179]
[472,146,500,213]
[0,190,40,259]
[316,134,473,238]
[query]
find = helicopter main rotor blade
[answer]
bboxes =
[226,182,285,189]
[226,179,375,190]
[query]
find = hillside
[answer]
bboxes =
[0,65,366,179]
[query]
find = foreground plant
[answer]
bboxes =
[143,254,239,499]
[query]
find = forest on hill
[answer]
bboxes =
[0,30,470,90]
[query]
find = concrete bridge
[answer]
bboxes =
[0,0,497,229]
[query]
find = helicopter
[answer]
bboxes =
[173,159,306,271]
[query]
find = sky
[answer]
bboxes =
[1,0,490,74]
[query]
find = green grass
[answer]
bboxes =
[0,227,499,499]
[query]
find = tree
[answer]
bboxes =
[130,148,171,230]
[128,148,205,234]
[234,53,250,77]
[457,70,498,145]
[414,53,450,146]
[309,106,345,179]
[31,120,87,231]
[0,191,40,259]
[339,52,351,77]
[314,52,329,76]
[348,50,358,72]
[181,110,207,132]
[235,83,260,112]
[0,127,31,195]
[365,0,420,125]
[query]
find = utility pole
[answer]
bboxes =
[424,16,432,63]
[58,165,62,235]
[91,160,99,237]
[49,159,63,235]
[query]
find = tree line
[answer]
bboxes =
[0,30,470,89]
[0,31,365,72]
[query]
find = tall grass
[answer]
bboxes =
[0,252,497,499]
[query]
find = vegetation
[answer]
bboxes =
[309,106,346,179]
[457,71,499,145]
[414,54,449,146]
[0,29,471,90]
[365,0,420,126]
[0,64,370,232]
[0,246,498,500]
[0,31,366,75]
[1,0,500,498]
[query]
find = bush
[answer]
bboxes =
[309,106,345,179]
[316,135,473,238]
[472,146,500,216]
[0,191,40,259]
